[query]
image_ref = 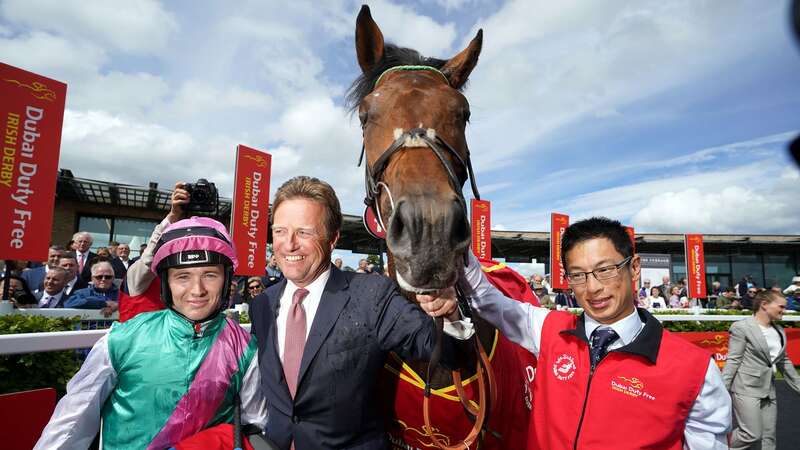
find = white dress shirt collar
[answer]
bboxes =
[584,308,643,347]
[276,265,332,361]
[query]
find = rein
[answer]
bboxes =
[358,65,494,450]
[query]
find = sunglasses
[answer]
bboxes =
[93,275,113,280]
[248,285,262,290]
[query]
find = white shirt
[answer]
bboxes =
[64,276,78,294]
[276,268,331,362]
[38,290,64,308]
[759,323,782,372]
[461,252,731,450]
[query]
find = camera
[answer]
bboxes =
[184,178,219,214]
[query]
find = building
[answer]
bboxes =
[51,172,800,291]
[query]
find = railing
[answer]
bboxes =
[1,309,798,356]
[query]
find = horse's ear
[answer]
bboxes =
[355,5,385,73]
[441,29,483,89]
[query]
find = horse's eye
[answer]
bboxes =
[359,110,368,126]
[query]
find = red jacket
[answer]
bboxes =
[532,309,710,450]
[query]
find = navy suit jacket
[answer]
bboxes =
[251,266,466,450]
[78,251,98,282]
[21,266,46,293]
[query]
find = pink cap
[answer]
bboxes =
[151,216,238,273]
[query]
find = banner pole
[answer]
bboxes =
[2,261,12,301]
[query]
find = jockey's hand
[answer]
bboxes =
[417,287,460,321]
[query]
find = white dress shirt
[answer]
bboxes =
[460,252,731,450]
[276,269,331,362]
[38,290,65,308]
[276,267,474,361]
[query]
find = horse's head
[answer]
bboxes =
[348,5,482,293]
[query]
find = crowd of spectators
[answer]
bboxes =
[526,272,800,312]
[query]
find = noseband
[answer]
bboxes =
[357,66,481,231]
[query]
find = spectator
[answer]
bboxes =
[741,287,757,310]
[356,258,369,273]
[65,261,119,317]
[333,256,343,270]
[722,290,800,449]
[240,277,264,306]
[736,276,752,299]
[0,274,36,307]
[138,243,147,258]
[678,277,688,298]
[96,247,111,258]
[554,288,578,308]
[21,245,65,293]
[647,287,667,309]
[638,279,651,300]
[58,252,89,298]
[656,275,672,300]
[266,254,282,279]
[710,280,722,296]
[35,267,69,308]
[107,241,119,258]
[110,243,132,280]
[783,275,800,296]
[72,231,97,283]
[263,254,283,288]
[715,287,737,309]
[669,286,682,308]
[531,281,553,308]
[728,298,744,311]
[542,274,552,293]
[787,291,800,311]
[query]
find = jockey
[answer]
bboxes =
[35,217,267,450]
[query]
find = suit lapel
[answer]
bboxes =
[745,317,772,363]
[265,280,290,395]
[297,267,351,389]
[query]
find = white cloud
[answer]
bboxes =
[1,0,177,54]
[365,0,458,56]
[463,0,784,170]
[0,31,107,80]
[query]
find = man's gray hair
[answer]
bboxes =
[72,231,93,243]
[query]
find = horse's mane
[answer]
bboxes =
[345,43,451,113]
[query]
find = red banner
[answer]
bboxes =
[684,234,707,298]
[471,199,491,260]
[550,213,569,290]
[0,63,67,261]
[676,329,800,370]
[230,145,272,276]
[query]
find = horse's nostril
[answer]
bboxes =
[387,200,406,242]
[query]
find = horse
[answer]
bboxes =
[347,6,536,450]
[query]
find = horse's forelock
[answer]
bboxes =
[345,44,449,113]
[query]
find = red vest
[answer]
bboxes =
[532,310,710,450]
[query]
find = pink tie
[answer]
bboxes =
[283,288,309,398]
[78,253,85,273]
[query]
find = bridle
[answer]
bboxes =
[357,66,482,229]
[357,65,495,450]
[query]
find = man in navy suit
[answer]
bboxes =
[34,267,69,308]
[73,231,98,283]
[21,245,65,293]
[250,176,471,450]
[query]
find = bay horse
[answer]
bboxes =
[347,6,535,450]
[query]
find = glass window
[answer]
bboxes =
[77,216,112,252]
[671,253,686,282]
[763,253,796,290]
[731,253,763,289]
[113,218,158,256]
[704,253,731,275]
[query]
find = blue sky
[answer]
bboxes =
[2,0,799,272]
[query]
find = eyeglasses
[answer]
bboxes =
[565,257,633,285]
[747,290,757,294]
[93,275,113,280]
